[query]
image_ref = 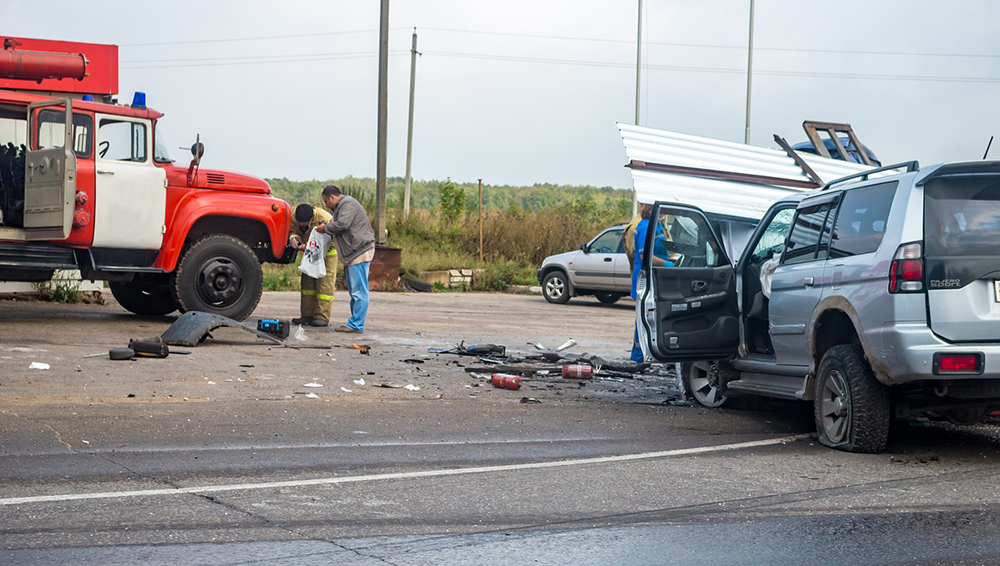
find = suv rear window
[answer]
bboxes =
[924,176,1000,256]
[829,181,897,258]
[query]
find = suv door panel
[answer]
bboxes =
[641,203,739,362]
[770,198,838,367]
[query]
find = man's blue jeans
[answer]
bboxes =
[344,261,370,332]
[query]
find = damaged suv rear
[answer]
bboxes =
[637,160,1000,453]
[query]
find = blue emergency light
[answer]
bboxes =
[131,91,146,109]
[82,94,93,102]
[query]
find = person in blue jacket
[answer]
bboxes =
[631,204,673,362]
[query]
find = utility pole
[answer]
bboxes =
[744,0,755,145]
[375,0,389,244]
[632,0,642,216]
[404,28,419,217]
[478,179,483,262]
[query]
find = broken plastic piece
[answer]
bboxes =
[305,392,320,399]
[28,362,50,370]
[354,378,366,386]
[520,397,541,404]
[340,387,352,393]
[161,311,285,347]
[129,338,169,358]
[404,384,420,391]
[303,383,323,388]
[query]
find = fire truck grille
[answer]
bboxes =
[206,173,226,185]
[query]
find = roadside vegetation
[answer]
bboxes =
[263,177,633,292]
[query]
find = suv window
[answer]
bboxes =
[829,182,897,258]
[655,209,724,267]
[750,208,794,263]
[924,176,1000,257]
[589,229,623,254]
[782,202,831,265]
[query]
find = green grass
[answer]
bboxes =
[262,202,629,292]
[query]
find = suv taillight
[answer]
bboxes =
[889,242,924,293]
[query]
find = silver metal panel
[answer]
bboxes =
[618,123,879,221]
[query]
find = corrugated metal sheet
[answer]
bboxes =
[618,123,876,221]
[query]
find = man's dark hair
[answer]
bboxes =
[294,203,314,223]
[322,185,342,199]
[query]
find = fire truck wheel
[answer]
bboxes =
[173,235,263,321]
[109,278,178,316]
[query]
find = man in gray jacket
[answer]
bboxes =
[317,185,376,333]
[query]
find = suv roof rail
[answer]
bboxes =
[821,161,920,191]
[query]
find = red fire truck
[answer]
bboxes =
[0,36,292,320]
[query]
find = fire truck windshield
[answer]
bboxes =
[153,122,173,164]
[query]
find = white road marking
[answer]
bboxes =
[0,434,810,506]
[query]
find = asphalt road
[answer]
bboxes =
[2,291,1000,565]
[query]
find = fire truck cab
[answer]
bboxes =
[0,36,292,320]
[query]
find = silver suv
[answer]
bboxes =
[537,224,631,304]
[636,160,1000,453]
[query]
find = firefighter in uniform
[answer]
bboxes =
[289,203,338,327]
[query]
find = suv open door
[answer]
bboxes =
[25,99,75,240]
[638,203,740,362]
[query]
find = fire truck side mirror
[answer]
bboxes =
[190,142,205,161]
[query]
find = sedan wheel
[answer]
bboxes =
[542,271,571,304]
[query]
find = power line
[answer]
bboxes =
[121,28,408,47]
[121,51,408,70]
[421,26,1000,59]
[122,50,384,64]
[424,50,1000,84]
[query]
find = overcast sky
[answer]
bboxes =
[10,0,1000,188]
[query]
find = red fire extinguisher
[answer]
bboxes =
[491,373,523,390]
[561,364,594,379]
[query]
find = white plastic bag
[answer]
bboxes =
[298,228,332,278]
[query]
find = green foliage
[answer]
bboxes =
[437,179,465,224]
[266,176,632,214]
[263,262,299,291]
[37,279,80,303]
[265,176,634,292]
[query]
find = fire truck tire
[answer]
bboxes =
[172,235,262,321]
[109,278,178,316]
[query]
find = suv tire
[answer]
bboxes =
[172,235,263,321]
[682,360,729,408]
[814,344,891,453]
[542,271,571,304]
[595,292,623,305]
[109,277,178,316]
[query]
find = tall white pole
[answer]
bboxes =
[404,28,418,217]
[744,0,755,145]
[633,0,642,216]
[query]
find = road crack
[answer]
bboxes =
[3,410,73,451]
